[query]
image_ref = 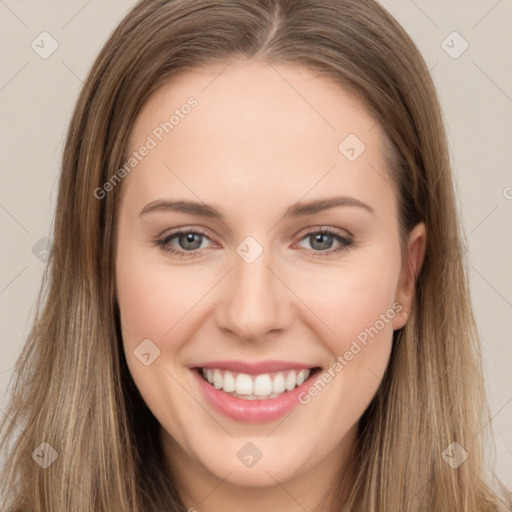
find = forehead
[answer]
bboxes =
[123,59,394,219]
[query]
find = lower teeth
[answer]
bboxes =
[227,391,283,400]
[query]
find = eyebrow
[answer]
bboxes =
[139,196,374,219]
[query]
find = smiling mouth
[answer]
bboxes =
[194,367,321,400]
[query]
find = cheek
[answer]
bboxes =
[291,255,400,356]
[116,275,168,352]
[116,245,210,345]
[287,250,401,420]
[115,247,203,435]
[292,262,399,431]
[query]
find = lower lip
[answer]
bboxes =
[191,369,317,423]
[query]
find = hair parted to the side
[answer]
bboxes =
[1,0,510,510]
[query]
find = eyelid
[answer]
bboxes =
[157,224,213,239]
[157,225,351,246]
[294,224,353,240]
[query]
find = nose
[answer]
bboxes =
[215,246,294,343]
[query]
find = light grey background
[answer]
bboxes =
[1,0,511,488]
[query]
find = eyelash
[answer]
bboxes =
[153,227,354,259]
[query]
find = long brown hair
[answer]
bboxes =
[1,0,509,510]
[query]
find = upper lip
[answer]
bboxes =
[191,360,318,375]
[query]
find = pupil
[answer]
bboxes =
[179,232,202,250]
[312,233,333,251]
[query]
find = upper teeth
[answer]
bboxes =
[202,368,312,399]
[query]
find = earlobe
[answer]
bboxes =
[393,222,427,330]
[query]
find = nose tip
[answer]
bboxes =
[214,249,293,342]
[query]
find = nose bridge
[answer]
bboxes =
[216,240,291,341]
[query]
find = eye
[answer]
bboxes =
[153,226,354,259]
[153,228,214,259]
[295,227,354,256]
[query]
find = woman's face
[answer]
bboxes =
[116,59,425,494]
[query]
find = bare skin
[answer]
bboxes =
[115,59,426,511]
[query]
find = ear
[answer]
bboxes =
[393,221,426,330]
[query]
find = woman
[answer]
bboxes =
[1,0,509,510]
